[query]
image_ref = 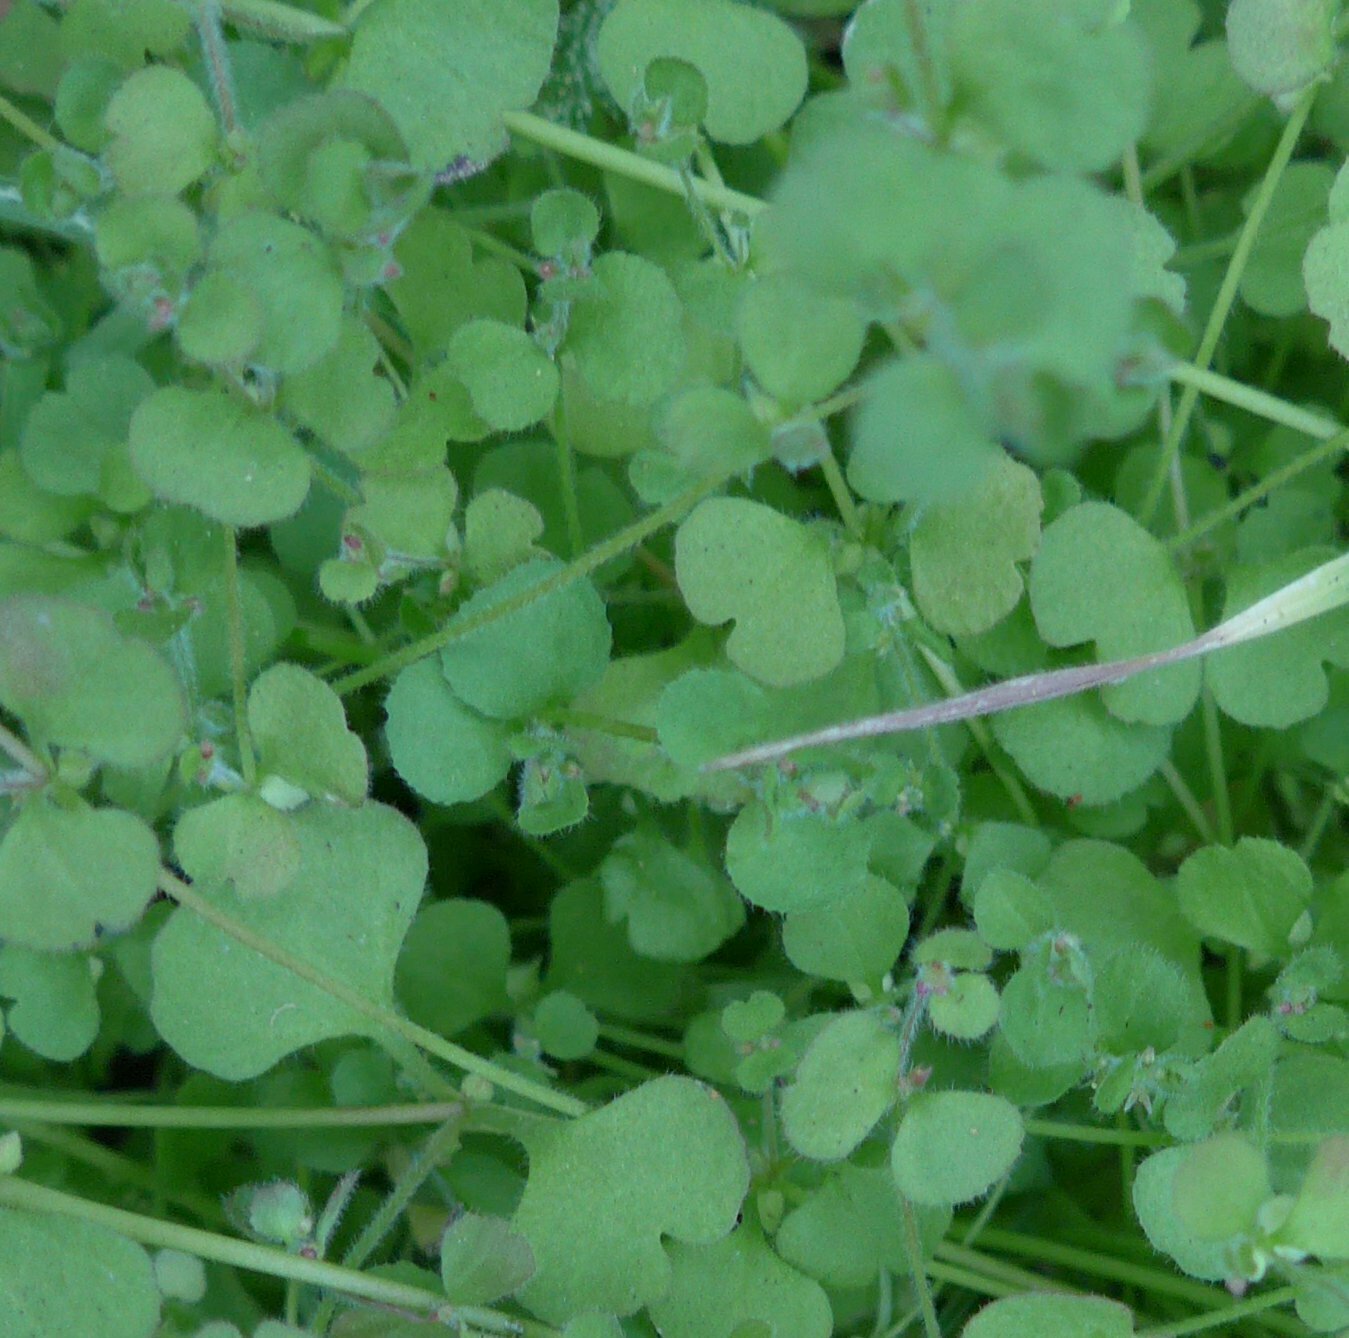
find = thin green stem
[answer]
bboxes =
[818,443,864,540]
[1227,945,1244,1031]
[0,1176,555,1334]
[1161,759,1219,846]
[463,224,537,271]
[897,1191,942,1338]
[158,868,588,1118]
[1136,1287,1300,1338]
[935,1241,1078,1296]
[1122,144,1145,206]
[902,0,944,128]
[0,1096,465,1129]
[1172,233,1241,268]
[551,709,659,744]
[333,469,735,696]
[194,0,241,135]
[312,1118,463,1334]
[1139,88,1316,524]
[308,453,362,506]
[502,110,766,217]
[1298,788,1337,862]
[0,90,62,152]
[12,1122,225,1224]
[920,1258,1014,1300]
[1166,363,1342,440]
[596,1023,684,1061]
[0,719,46,780]
[1168,427,1349,552]
[554,414,584,559]
[1202,691,1233,847]
[1139,96,1259,192]
[1023,1119,1170,1149]
[223,527,257,788]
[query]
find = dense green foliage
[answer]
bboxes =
[0,0,1348,1335]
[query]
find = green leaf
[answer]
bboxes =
[1171,1133,1270,1241]
[1241,161,1333,317]
[949,0,1150,172]
[992,693,1174,806]
[512,1075,749,1322]
[448,319,560,432]
[1282,1136,1349,1260]
[150,803,426,1079]
[929,973,1000,1042]
[891,1090,1024,1205]
[562,252,686,407]
[962,1294,1134,1338]
[722,991,784,1044]
[972,870,1057,952]
[1164,1016,1281,1141]
[19,355,154,498]
[1176,838,1313,957]
[675,498,844,687]
[395,898,510,1037]
[1206,549,1349,726]
[534,990,599,1060]
[653,386,772,477]
[440,557,612,718]
[103,64,218,195]
[647,1222,832,1338]
[780,1009,901,1161]
[1133,1146,1242,1281]
[997,957,1094,1071]
[384,660,512,805]
[440,1213,535,1305]
[912,456,1043,637]
[0,594,185,766]
[736,272,865,405]
[848,355,1001,507]
[1093,949,1194,1058]
[1029,502,1199,725]
[777,1163,948,1289]
[600,826,745,962]
[1227,0,1335,102]
[343,0,559,169]
[176,273,266,369]
[0,1208,160,1338]
[279,317,396,458]
[597,0,807,144]
[546,880,686,1023]
[0,801,159,951]
[247,663,369,806]
[724,803,870,913]
[782,874,911,986]
[130,387,312,528]
[206,213,345,376]
[174,795,303,902]
[388,209,526,361]
[463,489,545,583]
[532,188,601,262]
[0,944,99,1060]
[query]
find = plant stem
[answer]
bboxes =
[311,1118,463,1335]
[1023,1119,1170,1148]
[1138,88,1316,525]
[223,527,257,788]
[0,720,46,780]
[308,453,363,506]
[1168,427,1349,552]
[551,709,659,743]
[902,0,944,129]
[1298,788,1337,862]
[596,1023,685,1060]
[0,90,62,152]
[333,469,735,696]
[1160,760,1218,846]
[897,1191,942,1338]
[12,1121,225,1224]
[158,868,588,1118]
[0,1175,556,1333]
[1136,1287,1300,1338]
[0,1096,465,1129]
[1201,691,1233,846]
[194,0,241,134]
[553,415,584,559]
[1166,363,1342,440]
[502,110,766,217]
[818,443,864,540]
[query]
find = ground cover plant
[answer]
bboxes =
[1,0,1349,1334]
